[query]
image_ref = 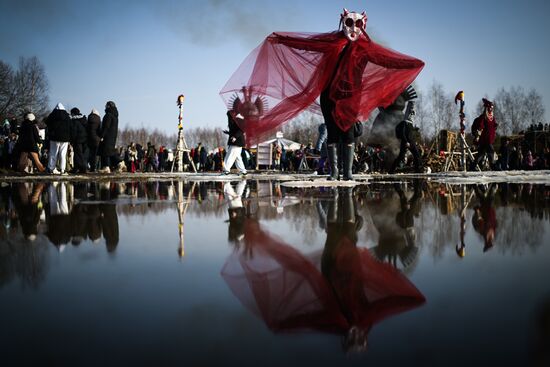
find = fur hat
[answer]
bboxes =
[70,107,81,115]
[25,113,36,121]
[90,108,100,116]
[482,98,494,108]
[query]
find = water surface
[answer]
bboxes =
[1,179,549,366]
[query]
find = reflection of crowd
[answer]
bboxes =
[0,182,120,253]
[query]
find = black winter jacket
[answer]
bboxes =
[46,108,71,142]
[18,119,41,153]
[225,111,245,147]
[70,114,88,144]
[99,106,118,156]
[87,113,101,147]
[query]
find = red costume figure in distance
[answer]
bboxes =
[220,9,425,145]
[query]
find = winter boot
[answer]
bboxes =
[342,187,355,223]
[343,143,355,181]
[327,144,339,181]
[327,188,339,224]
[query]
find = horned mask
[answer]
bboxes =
[340,9,367,42]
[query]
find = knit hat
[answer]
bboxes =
[91,108,100,116]
[56,102,65,110]
[70,107,81,115]
[25,113,36,121]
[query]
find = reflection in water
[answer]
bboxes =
[1,179,550,364]
[472,184,498,253]
[225,180,248,245]
[0,183,49,288]
[367,181,423,271]
[0,180,550,286]
[44,182,119,253]
[1,179,550,291]
[222,187,426,353]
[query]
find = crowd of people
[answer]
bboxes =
[2,97,549,176]
[1,101,122,175]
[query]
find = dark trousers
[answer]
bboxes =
[472,143,495,170]
[102,154,119,168]
[391,140,421,172]
[73,143,88,173]
[88,144,99,171]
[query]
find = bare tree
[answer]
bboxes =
[524,88,545,126]
[14,57,49,117]
[494,86,527,135]
[0,57,49,121]
[414,88,430,143]
[282,111,321,144]
[428,81,454,145]
[0,60,15,119]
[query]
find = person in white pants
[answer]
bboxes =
[222,111,247,175]
[45,103,71,174]
[48,141,69,174]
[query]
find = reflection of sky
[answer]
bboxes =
[1,181,550,365]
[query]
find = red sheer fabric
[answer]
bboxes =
[220,31,424,144]
[221,220,425,334]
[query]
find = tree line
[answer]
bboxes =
[1,56,546,150]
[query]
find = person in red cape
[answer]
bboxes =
[220,9,424,180]
[221,188,425,352]
[470,98,498,170]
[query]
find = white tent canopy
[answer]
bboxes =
[251,138,301,151]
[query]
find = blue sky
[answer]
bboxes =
[1,0,549,133]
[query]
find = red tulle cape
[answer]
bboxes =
[220,31,424,144]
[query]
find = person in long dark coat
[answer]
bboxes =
[98,101,119,173]
[87,109,101,172]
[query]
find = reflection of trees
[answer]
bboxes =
[495,207,543,254]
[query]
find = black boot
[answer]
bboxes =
[327,144,339,181]
[341,187,355,223]
[343,143,355,181]
[327,189,339,223]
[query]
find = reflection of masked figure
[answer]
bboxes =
[222,188,424,352]
[472,185,497,252]
[369,182,422,270]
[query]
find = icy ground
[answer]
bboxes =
[1,170,549,185]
